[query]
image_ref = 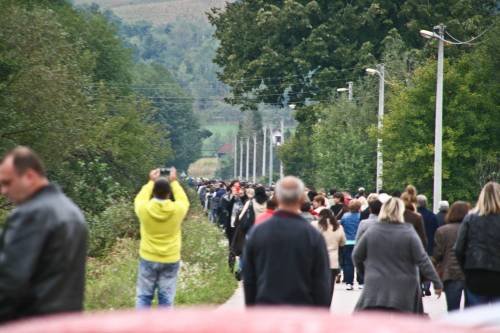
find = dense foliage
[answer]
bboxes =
[382,24,500,202]
[0,1,201,215]
[209,0,496,108]
[211,0,499,201]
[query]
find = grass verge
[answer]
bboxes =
[85,204,236,310]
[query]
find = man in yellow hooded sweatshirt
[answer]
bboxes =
[134,167,189,308]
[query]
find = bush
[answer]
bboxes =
[87,200,139,258]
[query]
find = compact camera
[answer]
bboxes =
[159,167,171,177]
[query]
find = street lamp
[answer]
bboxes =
[366,64,385,193]
[421,24,446,213]
[336,81,353,101]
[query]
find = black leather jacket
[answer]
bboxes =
[0,184,87,323]
[455,212,500,272]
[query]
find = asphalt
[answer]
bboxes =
[220,281,452,319]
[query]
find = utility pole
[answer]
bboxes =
[348,81,353,101]
[279,117,284,179]
[433,24,445,213]
[246,137,250,181]
[239,138,243,180]
[233,135,237,179]
[269,128,273,187]
[376,64,385,193]
[252,134,257,183]
[262,126,267,177]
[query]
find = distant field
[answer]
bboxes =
[188,157,219,178]
[73,0,230,25]
[205,122,238,137]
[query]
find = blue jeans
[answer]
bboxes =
[136,258,180,309]
[465,289,500,308]
[341,245,364,285]
[444,280,465,311]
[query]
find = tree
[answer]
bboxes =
[132,63,202,171]
[209,0,496,109]
[382,22,500,202]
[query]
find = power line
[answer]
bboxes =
[444,23,496,45]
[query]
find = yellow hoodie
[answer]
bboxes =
[134,180,190,263]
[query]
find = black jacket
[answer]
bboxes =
[0,185,87,322]
[455,212,500,272]
[243,210,331,308]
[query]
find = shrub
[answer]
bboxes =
[87,200,139,258]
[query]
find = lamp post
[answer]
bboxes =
[269,128,273,187]
[253,134,257,183]
[337,81,353,101]
[233,135,237,179]
[366,64,385,193]
[246,137,250,181]
[279,118,284,179]
[262,126,267,178]
[239,138,243,180]
[420,24,445,213]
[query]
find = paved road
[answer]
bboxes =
[221,282,450,319]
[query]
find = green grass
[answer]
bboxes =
[85,203,236,310]
[204,122,238,137]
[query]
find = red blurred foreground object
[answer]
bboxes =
[0,308,492,333]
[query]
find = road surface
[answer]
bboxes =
[221,282,450,319]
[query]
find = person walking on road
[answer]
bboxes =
[353,197,442,314]
[417,194,439,296]
[402,190,428,249]
[436,201,449,228]
[355,198,382,242]
[340,199,362,290]
[243,176,331,308]
[455,181,500,307]
[0,147,87,323]
[134,167,190,308]
[433,201,470,311]
[312,209,346,304]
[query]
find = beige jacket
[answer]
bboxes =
[312,222,346,269]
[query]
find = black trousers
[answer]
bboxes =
[330,269,341,305]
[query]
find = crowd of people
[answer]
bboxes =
[0,145,498,324]
[194,177,500,314]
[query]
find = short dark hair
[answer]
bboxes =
[1,146,46,177]
[254,186,268,205]
[368,199,383,216]
[300,201,311,212]
[153,179,171,200]
[333,192,344,201]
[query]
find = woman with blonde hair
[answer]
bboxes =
[353,197,442,313]
[455,181,500,307]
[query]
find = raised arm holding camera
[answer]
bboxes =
[134,166,190,308]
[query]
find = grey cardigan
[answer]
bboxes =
[353,222,442,313]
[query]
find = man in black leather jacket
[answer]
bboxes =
[0,147,87,323]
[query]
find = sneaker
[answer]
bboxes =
[336,275,341,284]
[424,289,431,296]
[346,284,353,290]
[358,284,364,290]
[234,270,242,281]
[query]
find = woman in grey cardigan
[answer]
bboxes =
[353,197,443,313]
